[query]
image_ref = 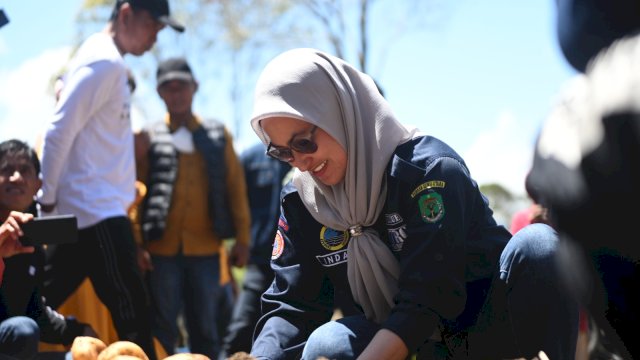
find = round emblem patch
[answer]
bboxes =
[319,227,349,251]
[271,230,285,260]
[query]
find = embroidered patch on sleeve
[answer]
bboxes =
[278,215,289,232]
[271,230,285,260]
[385,212,407,252]
[418,192,445,223]
[411,180,446,198]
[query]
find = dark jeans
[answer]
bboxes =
[217,281,235,346]
[43,216,157,360]
[301,224,579,360]
[148,253,222,359]
[0,316,39,360]
[221,263,273,358]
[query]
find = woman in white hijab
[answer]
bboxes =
[249,48,578,360]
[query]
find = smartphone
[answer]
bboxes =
[20,214,78,246]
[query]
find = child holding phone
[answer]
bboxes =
[0,139,96,359]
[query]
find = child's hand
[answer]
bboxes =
[0,211,35,258]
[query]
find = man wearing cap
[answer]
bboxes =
[37,1,184,359]
[135,57,250,358]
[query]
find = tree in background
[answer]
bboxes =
[298,0,445,74]
[479,183,526,227]
[68,0,445,143]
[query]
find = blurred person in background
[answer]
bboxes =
[136,57,250,359]
[220,142,291,359]
[527,1,640,358]
[36,1,184,359]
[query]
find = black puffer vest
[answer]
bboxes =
[141,120,235,242]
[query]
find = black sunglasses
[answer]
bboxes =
[266,125,318,162]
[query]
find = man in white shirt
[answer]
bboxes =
[37,1,183,359]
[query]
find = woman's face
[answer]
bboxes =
[261,117,347,186]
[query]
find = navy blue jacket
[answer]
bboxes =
[251,136,511,359]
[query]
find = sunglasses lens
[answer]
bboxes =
[265,126,318,162]
[267,146,293,162]
[291,138,317,154]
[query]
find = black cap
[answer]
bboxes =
[0,9,9,29]
[156,57,195,86]
[117,0,184,32]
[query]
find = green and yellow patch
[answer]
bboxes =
[418,192,445,223]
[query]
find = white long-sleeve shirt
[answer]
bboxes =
[38,32,135,229]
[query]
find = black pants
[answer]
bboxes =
[43,216,157,360]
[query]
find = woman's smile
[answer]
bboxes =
[261,117,347,186]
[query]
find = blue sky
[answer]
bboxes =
[0,0,577,196]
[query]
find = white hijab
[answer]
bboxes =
[250,48,417,323]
